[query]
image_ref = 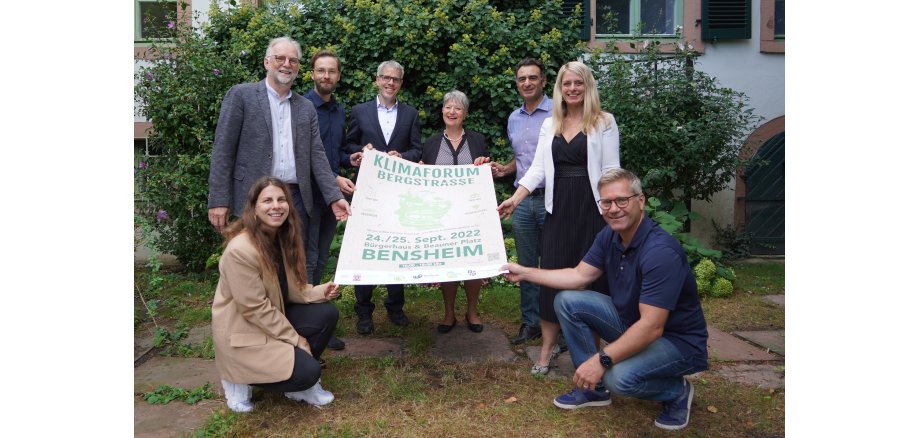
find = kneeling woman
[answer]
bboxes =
[212,176,341,412]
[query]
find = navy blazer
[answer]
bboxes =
[345,99,422,163]
[207,80,344,218]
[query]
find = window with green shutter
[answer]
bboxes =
[562,0,592,40]
[701,0,751,40]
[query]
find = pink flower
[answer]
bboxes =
[213,69,219,76]
[156,210,169,221]
[145,72,153,80]
[167,21,175,29]
[138,161,147,169]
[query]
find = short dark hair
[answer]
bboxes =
[515,58,545,78]
[311,49,341,71]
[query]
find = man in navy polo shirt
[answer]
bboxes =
[502,168,708,431]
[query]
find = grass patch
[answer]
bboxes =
[209,359,783,437]
[732,261,784,295]
[703,261,785,332]
[133,259,783,436]
[142,382,215,405]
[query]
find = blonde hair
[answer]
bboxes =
[551,61,609,136]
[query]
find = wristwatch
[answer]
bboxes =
[598,350,613,369]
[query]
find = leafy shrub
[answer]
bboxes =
[589,37,762,210]
[710,277,734,298]
[135,0,584,271]
[712,220,757,261]
[645,196,720,267]
[692,257,736,298]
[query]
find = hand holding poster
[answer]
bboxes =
[334,150,508,285]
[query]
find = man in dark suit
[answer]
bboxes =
[207,36,350,252]
[345,60,422,334]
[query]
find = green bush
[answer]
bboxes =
[692,257,736,298]
[589,38,762,209]
[135,0,584,271]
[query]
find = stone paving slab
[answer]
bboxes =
[734,330,784,356]
[135,356,221,394]
[429,324,518,363]
[762,295,785,306]
[135,356,223,438]
[524,346,575,380]
[707,326,780,362]
[325,336,405,359]
[712,363,785,389]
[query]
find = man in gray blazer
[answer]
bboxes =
[207,36,350,250]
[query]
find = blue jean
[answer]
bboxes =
[307,197,337,285]
[554,290,706,402]
[512,192,545,328]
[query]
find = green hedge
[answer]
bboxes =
[135,0,584,270]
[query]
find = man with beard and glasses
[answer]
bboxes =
[302,49,356,351]
[208,37,351,282]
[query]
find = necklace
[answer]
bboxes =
[443,129,465,142]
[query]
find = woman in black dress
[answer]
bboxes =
[497,61,620,373]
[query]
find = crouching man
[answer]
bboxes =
[502,168,708,430]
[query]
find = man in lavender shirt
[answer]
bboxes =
[491,58,552,345]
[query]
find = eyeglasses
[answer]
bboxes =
[516,74,542,84]
[597,194,641,210]
[313,68,338,76]
[269,55,300,66]
[378,75,403,84]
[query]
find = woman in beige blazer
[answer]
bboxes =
[212,176,341,412]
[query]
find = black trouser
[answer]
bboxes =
[253,302,338,393]
[354,284,405,317]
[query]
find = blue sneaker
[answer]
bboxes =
[654,378,694,430]
[553,388,611,410]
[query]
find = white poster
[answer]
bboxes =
[334,150,508,285]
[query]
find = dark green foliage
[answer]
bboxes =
[589,40,762,205]
[712,220,756,261]
[135,0,584,271]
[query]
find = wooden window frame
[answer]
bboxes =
[760,0,784,53]
[588,0,706,54]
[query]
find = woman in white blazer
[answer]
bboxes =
[498,61,620,375]
[212,176,341,412]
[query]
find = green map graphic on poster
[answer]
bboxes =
[397,192,451,230]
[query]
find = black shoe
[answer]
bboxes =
[317,357,327,369]
[327,336,345,350]
[510,324,542,345]
[357,316,374,335]
[437,318,456,334]
[388,311,410,327]
[465,314,483,333]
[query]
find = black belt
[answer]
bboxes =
[530,188,545,196]
[555,164,588,178]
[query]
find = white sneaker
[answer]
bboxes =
[221,379,254,413]
[285,380,334,406]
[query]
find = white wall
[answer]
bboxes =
[689,0,785,246]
